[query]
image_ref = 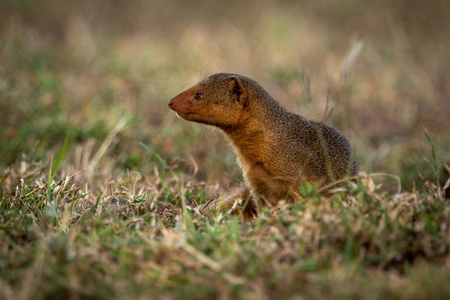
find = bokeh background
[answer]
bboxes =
[1,0,449,191]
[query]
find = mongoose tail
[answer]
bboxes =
[168,73,359,213]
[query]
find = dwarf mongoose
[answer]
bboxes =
[168,73,358,216]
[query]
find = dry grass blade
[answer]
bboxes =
[87,117,128,179]
[318,172,402,195]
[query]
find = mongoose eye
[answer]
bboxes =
[195,93,204,100]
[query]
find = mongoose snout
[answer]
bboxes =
[168,89,197,118]
[168,73,359,217]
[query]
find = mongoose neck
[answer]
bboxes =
[223,92,293,148]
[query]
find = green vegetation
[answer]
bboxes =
[1,0,449,299]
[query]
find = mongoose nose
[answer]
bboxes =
[168,99,175,109]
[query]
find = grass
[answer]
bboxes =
[1,163,449,299]
[1,0,449,299]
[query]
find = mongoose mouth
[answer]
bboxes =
[175,111,195,120]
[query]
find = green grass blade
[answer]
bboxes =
[52,130,70,175]
[140,142,168,168]
[422,126,440,184]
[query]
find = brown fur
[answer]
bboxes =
[168,73,359,217]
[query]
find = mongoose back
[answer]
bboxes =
[168,73,358,214]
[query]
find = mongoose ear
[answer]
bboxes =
[229,76,248,105]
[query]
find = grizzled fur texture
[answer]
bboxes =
[168,73,359,216]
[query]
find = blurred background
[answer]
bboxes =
[1,0,449,191]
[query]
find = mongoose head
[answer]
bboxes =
[168,73,249,129]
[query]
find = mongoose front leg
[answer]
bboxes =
[199,187,257,219]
